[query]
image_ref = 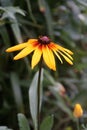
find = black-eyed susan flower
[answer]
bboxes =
[73,104,83,118]
[6,36,73,71]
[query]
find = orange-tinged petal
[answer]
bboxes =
[48,42,58,51]
[31,47,42,69]
[42,45,56,71]
[53,44,63,50]
[48,43,63,63]
[48,43,63,64]
[6,43,28,52]
[14,45,35,60]
[58,51,73,65]
[49,42,73,64]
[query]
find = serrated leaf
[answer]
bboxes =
[40,115,54,130]
[18,113,30,130]
[29,69,43,129]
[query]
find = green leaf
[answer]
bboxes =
[0,0,13,6]
[25,0,36,23]
[77,0,87,7]
[0,26,11,47]
[0,6,25,43]
[0,126,12,130]
[18,113,30,130]
[40,115,54,130]
[10,72,24,113]
[0,6,25,19]
[38,0,54,39]
[29,69,43,129]
[10,17,23,43]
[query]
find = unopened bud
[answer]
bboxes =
[73,104,83,118]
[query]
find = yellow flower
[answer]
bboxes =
[6,36,73,71]
[73,104,83,118]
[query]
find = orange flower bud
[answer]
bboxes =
[73,104,83,118]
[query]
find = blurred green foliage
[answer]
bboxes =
[0,0,87,130]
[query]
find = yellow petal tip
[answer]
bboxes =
[31,66,34,69]
[52,66,56,71]
[70,62,73,65]
[13,56,19,60]
[5,49,10,52]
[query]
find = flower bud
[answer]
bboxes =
[73,104,83,118]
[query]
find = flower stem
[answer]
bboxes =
[76,118,80,130]
[37,58,42,130]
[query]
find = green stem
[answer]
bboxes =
[76,118,80,130]
[25,0,37,24]
[37,58,42,130]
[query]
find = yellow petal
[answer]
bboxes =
[42,45,56,71]
[58,49,73,60]
[48,43,63,63]
[14,45,35,60]
[6,43,28,52]
[58,51,73,65]
[53,50,63,64]
[64,48,73,55]
[55,44,73,55]
[28,39,38,43]
[48,42,59,51]
[31,47,42,69]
